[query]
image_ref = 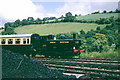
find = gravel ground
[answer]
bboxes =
[2,48,75,78]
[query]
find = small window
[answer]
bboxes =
[1,39,5,44]
[8,39,13,44]
[27,39,29,44]
[23,39,26,44]
[15,39,20,44]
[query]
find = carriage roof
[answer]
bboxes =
[0,34,54,38]
[0,34,33,38]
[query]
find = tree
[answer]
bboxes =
[79,38,87,50]
[14,19,21,27]
[2,27,16,35]
[35,18,42,24]
[103,10,107,13]
[96,26,101,31]
[115,9,120,13]
[79,14,81,16]
[92,11,100,14]
[65,12,72,17]
[43,17,49,21]
[64,12,75,22]
[90,33,109,52]
[27,17,34,24]
[109,11,113,13]
[21,19,29,25]
[75,14,78,16]
[4,22,12,31]
[79,29,86,38]
[56,33,72,39]
[27,17,34,21]
[55,19,58,23]
[85,29,96,38]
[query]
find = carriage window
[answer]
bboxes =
[15,39,20,44]
[23,39,26,44]
[27,39,29,44]
[8,39,13,44]
[1,39,5,44]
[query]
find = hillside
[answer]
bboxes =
[14,22,107,35]
[76,13,119,20]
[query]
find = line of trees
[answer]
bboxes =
[2,9,120,36]
[91,9,120,14]
[4,9,120,30]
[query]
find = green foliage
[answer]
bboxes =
[27,17,34,24]
[4,22,12,31]
[78,51,118,59]
[21,19,29,26]
[96,26,101,31]
[103,10,107,13]
[79,38,87,50]
[2,27,16,35]
[35,18,42,24]
[65,12,73,17]
[115,9,120,13]
[56,32,73,39]
[14,19,21,27]
[80,29,85,35]
[91,33,109,52]
[92,11,100,14]
[79,29,86,38]
[85,29,96,38]
[63,12,75,22]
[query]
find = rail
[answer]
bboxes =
[32,58,120,79]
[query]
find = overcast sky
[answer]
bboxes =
[0,0,119,27]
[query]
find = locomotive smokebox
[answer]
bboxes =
[73,33,76,39]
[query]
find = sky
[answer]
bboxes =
[0,0,119,27]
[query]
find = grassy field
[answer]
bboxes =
[15,22,107,35]
[73,50,119,59]
[76,13,119,20]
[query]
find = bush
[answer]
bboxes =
[2,27,16,35]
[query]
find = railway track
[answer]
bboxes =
[32,57,120,79]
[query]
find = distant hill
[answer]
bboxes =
[14,22,107,35]
[14,13,118,35]
[76,13,119,20]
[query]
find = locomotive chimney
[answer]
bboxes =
[73,33,76,39]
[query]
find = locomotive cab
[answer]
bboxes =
[31,34,40,49]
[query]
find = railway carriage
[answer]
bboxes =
[0,33,40,56]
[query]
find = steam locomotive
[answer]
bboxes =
[0,33,84,58]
